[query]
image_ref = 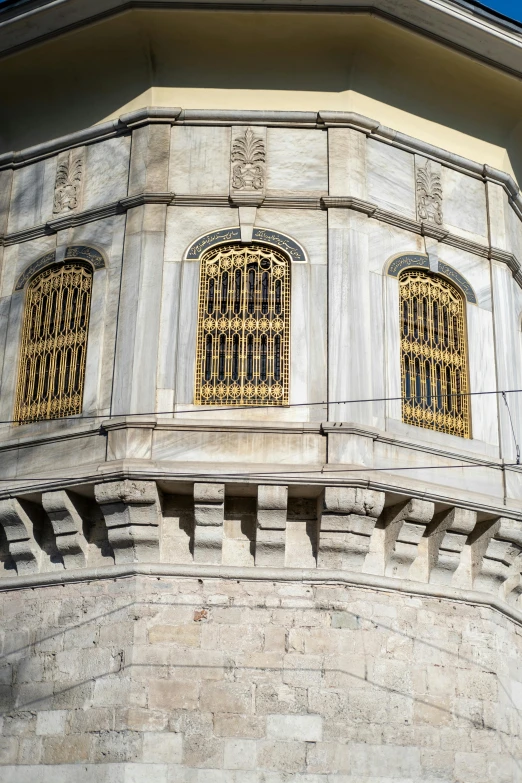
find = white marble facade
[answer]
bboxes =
[0,114,521,512]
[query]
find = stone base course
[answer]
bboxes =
[0,574,521,781]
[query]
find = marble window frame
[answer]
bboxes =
[0,245,109,430]
[383,252,492,450]
[170,225,323,419]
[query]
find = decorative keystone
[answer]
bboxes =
[318,487,385,570]
[94,480,161,564]
[42,490,88,569]
[193,483,225,564]
[255,485,288,567]
[0,498,41,575]
[364,498,434,577]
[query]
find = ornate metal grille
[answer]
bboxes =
[195,244,290,406]
[15,262,92,424]
[400,269,470,438]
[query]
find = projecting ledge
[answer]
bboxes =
[1,561,522,627]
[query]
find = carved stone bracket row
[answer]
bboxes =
[0,480,521,608]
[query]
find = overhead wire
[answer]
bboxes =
[0,389,518,486]
[0,387,521,425]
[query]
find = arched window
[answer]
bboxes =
[15,262,93,424]
[195,244,290,406]
[400,268,470,438]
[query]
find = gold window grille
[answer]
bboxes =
[14,262,93,424]
[195,243,290,406]
[400,268,470,438]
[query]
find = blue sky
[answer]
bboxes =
[0,0,521,22]
[480,0,522,22]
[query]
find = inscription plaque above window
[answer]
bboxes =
[15,262,92,424]
[400,269,470,438]
[195,244,290,406]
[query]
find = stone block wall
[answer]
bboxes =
[1,574,521,782]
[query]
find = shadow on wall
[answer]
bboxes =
[1,10,522,181]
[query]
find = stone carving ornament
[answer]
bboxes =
[231,128,265,190]
[53,151,84,214]
[416,159,443,225]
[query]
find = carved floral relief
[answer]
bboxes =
[231,128,266,191]
[53,150,84,214]
[416,159,443,225]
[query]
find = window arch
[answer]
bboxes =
[15,261,93,424]
[400,268,470,438]
[195,243,290,406]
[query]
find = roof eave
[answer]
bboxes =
[1,0,522,80]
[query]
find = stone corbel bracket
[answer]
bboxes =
[193,482,225,564]
[318,486,385,570]
[41,489,88,569]
[256,485,288,567]
[0,497,42,575]
[364,498,435,578]
[94,480,161,564]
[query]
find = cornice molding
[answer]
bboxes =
[1,107,520,210]
[4,185,521,291]
[1,108,521,286]
[0,454,519,520]
[0,561,521,628]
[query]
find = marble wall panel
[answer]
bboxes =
[157,260,182,403]
[487,182,508,251]
[505,198,522,264]
[0,294,12,418]
[384,274,402,423]
[7,156,57,233]
[82,137,130,210]
[152,428,325,466]
[255,208,326,266]
[169,126,230,195]
[328,212,381,427]
[366,216,425,276]
[128,124,170,196]
[467,303,498,448]
[11,430,106,479]
[366,139,416,219]
[328,128,367,199]
[441,167,488,243]
[164,206,237,263]
[112,205,166,415]
[265,129,327,196]
[372,439,504,502]
[174,259,200,406]
[82,268,109,417]
[369,271,386,428]
[437,245,491,310]
[0,169,13,235]
[1,235,57,299]
[289,264,310,407]
[0,291,24,425]
[0,243,20,301]
[491,261,521,462]
[308,264,328,420]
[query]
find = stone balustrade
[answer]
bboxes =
[0,478,521,610]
